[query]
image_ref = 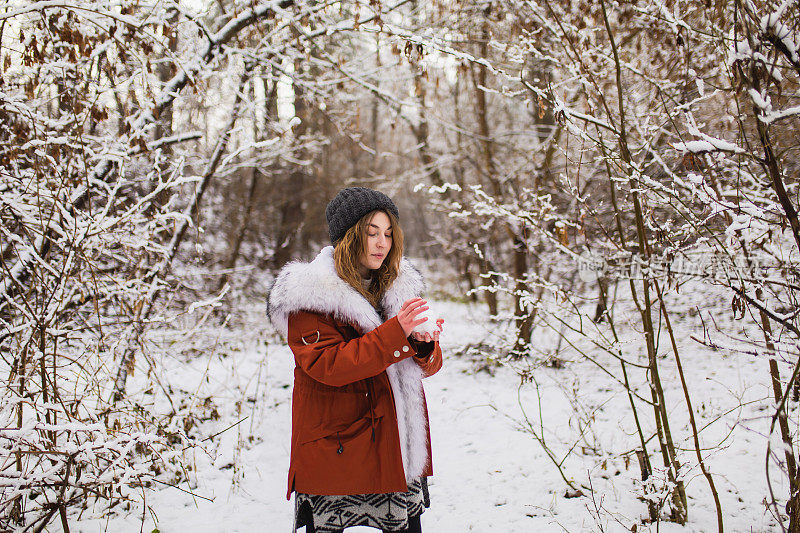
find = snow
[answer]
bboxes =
[748,89,772,113]
[746,88,800,125]
[673,139,742,154]
[411,304,441,335]
[63,278,789,532]
[760,0,799,64]
[762,104,800,124]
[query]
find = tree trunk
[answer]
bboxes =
[217,167,259,292]
[593,277,609,323]
[761,302,800,531]
[511,231,533,356]
[272,50,310,267]
[478,255,499,317]
[469,16,505,318]
[151,8,180,214]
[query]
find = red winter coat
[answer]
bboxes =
[267,246,443,499]
[285,311,442,498]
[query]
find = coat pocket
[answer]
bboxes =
[298,386,371,442]
[299,411,383,445]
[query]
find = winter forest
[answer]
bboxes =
[5,0,800,531]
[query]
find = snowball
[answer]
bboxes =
[410,305,440,336]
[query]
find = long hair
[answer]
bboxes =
[333,209,404,309]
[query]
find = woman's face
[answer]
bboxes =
[360,211,392,273]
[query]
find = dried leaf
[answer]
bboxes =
[558,226,569,246]
[125,353,135,374]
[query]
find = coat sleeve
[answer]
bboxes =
[287,310,422,386]
[409,338,443,378]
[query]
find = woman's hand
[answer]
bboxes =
[411,318,444,343]
[396,297,430,337]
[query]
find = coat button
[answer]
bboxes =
[393,350,401,358]
[402,345,409,353]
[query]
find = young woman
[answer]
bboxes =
[267,187,444,533]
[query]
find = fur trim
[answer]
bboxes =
[267,246,429,482]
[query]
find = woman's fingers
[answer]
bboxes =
[399,299,425,319]
[406,298,428,310]
[410,306,429,319]
[397,298,428,336]
[407,299,427,313]
[410,331,434,343]
[403,303,428,322]
[401,297,423,312]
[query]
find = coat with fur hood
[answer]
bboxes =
[267,246,442,499]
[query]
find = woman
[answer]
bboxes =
[267,187,444,533]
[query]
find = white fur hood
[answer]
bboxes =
[266,245,431,482]
[266,245,426,338]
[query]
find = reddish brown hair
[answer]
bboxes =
[333,209,404,308]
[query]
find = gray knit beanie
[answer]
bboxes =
[325,187,400,244]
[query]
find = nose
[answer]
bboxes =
[377,234,388,248]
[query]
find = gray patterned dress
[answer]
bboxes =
[293,478,429,532]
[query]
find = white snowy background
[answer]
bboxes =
[66,262,782,533]
[4,1,800,532]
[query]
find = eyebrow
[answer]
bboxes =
[368,224,392,231]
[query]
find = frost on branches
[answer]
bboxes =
[0,0,467,528]
[0,2,206,528]
[415,0,800,529]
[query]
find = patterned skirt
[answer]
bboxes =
[294,478,429,532]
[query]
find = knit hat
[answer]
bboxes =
[325,187,400,244]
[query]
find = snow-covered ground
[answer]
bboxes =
[68,282,787,532]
